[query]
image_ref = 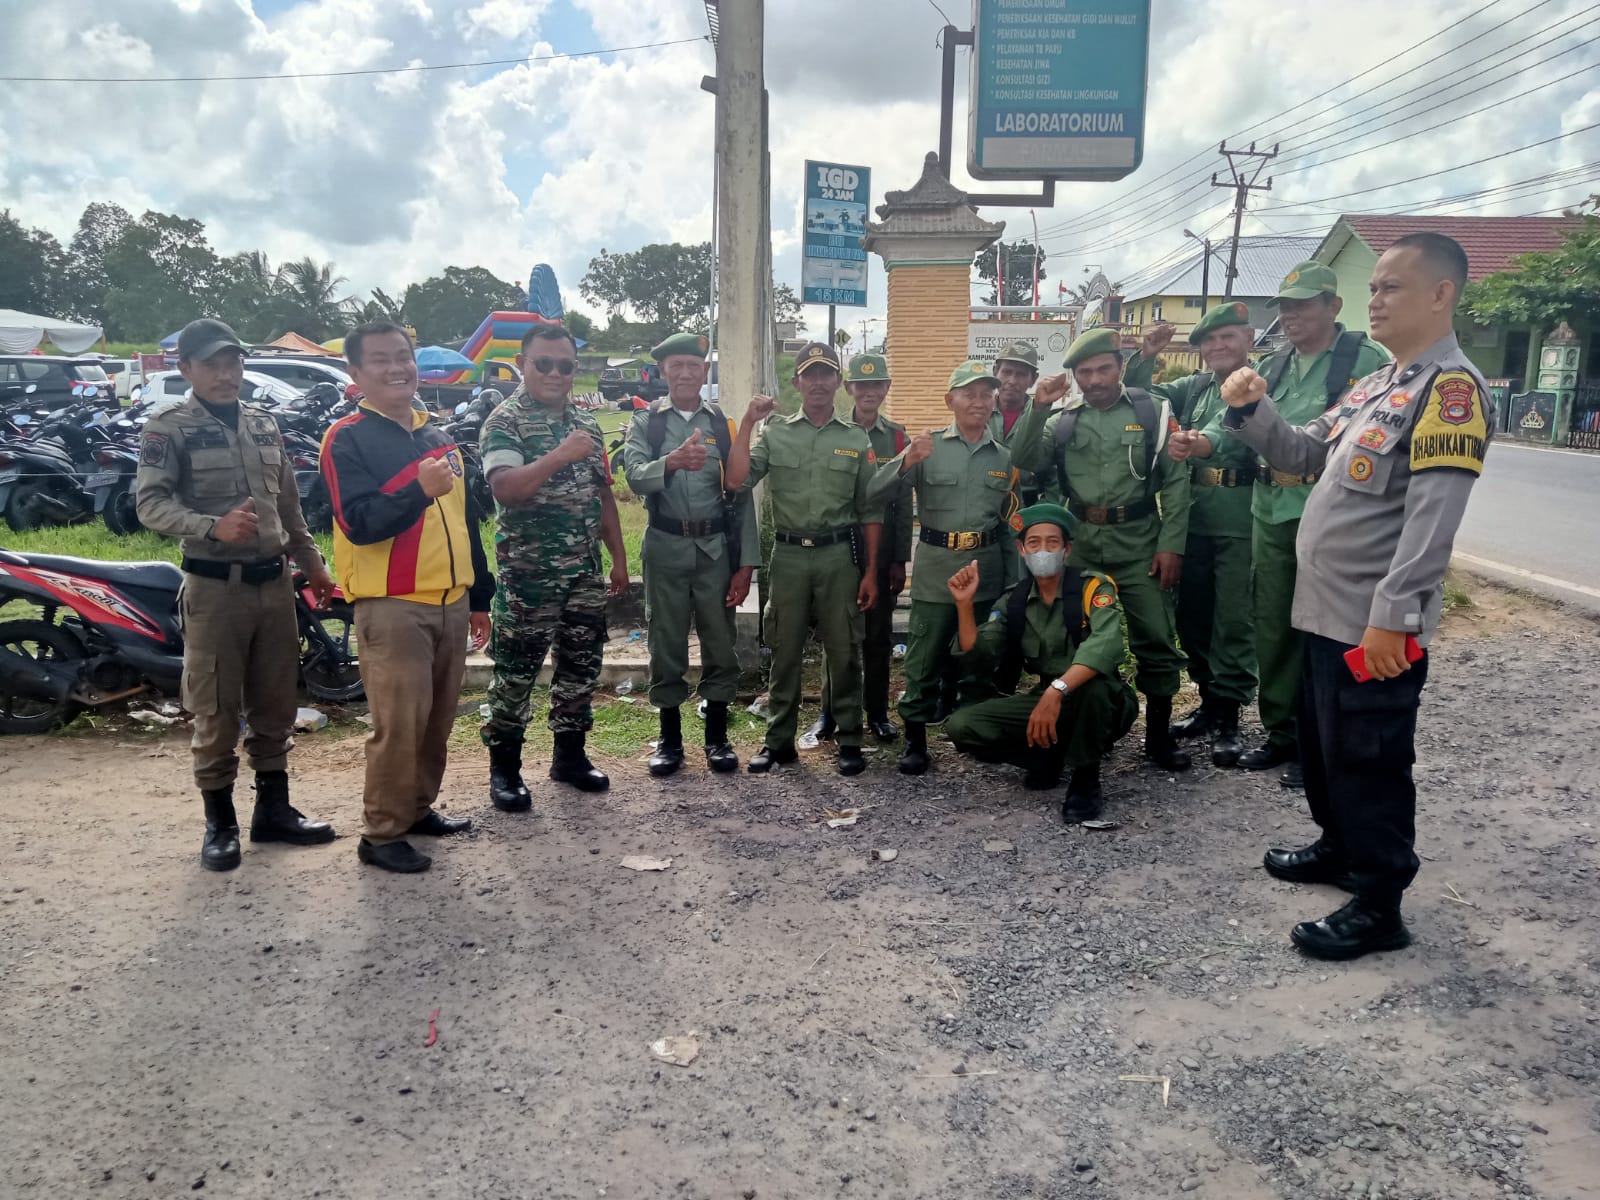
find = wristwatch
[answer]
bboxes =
[1049,679,1070,695]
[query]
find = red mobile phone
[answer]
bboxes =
[1343,636,1424,682]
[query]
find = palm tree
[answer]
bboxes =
[275,257,354,340]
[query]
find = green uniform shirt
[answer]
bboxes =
[987,403,1048,499]
[742,409,884,532]
[621,399,759,566]
[480,388,607,580]
[857,412,914,565]
[1011,393,1190,562]
[871,408,1045,605]
[1179,378,1256,538]
[1250,328,1392,526]
[953,570,1125,685]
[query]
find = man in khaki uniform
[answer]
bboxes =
[808,352,912,744]
[136,318,337,872]
[725,343,883,775]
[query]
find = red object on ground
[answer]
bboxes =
[425,1008,440,1047]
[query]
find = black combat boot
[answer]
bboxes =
[1062,762,1104,823]
[1023,746,1067,790]
[488,741,532,812]
[898,721,930,775]
[866,712,899,742]
[1208,700,1244,768]
[201,786,242,872]
[249,771,335,845]
[703,701,738,773]
[1168,697,1212,740]
[648,706,686,777]
[1142,695,1192,771]
[1263,840,1358,891]
[1290,896,1411,961]
[550,730,609,792]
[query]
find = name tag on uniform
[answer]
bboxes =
[987,470,1009,479]
[1124,424,1144,432]
[833,447,859,458]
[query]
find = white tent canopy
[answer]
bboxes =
[0,308,104,355]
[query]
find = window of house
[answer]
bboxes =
[1185,297,1203,308]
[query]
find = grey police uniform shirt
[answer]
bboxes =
[1224,331,1493,648]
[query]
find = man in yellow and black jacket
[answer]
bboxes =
[320,321,494,875]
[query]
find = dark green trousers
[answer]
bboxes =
[1252,517,1302,748]
[642,540,738,710]
[1071,552,1182,697]
[1176,532,1257,705]
[765,542,863,751]
[821,568,895,721]
[944,676,1139,771]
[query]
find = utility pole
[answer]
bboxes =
[1199,241,1209,312]
[712,0,765,421]
[1211,141,1277,300]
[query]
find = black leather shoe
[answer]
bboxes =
[357,838,432,874]
[1062,764,1104,823]
[550,731,609,793]
[408,810,472,837]
[1142,696,1192,772]
[201,787,242,872]
[488,741,532,812]
[1263,841,1357,891]
[1279,760,1305,789]
[249,771,336,845]
[1239,741,1296,770]
[648,738,685,777]
[1291,897,1411,961]
[1168,701,1211,740]
[867,715,899,742]
[1209,701,1244,768]
[898,722,930,775]
[806,712,837,742]
[837,745,866,776]
[747,744,797,773]
[705,742,739,773]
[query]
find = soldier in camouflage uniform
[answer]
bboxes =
[479,324,630,806]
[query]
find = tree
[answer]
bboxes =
[579,242,711,345]
[214,251,283,341]
[974,241,1049,307]
[102,211,224,340]
[64,202,132,323]
[1464,217,1600,330]
[0,210,70,316]
[402,266,525,344]
[562,310,596,342]
[773,282,806,332]
[273,257,354,340]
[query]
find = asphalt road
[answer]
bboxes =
[1454,442,1600,612]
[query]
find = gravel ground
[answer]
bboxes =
[2,577,1596,1199]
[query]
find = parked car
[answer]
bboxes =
[133,369,302,412]
[244,356,352,393]
[0,356,115,409]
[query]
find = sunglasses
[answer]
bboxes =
[531,357,577,377]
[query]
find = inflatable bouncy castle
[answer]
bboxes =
[427,264,572,386]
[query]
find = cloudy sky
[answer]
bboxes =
[2,0,1596,333]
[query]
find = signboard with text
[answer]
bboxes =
[802,159,870,308]
[967,321,1075,368]
[968,0,1150,181]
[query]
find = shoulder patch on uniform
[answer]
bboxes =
[1166,416,1180,433]
[1008,512,1024,531]
[140,432,169,467]
[866,448,876,465]
[833,447,859,458]
[1349,454,1374,482]
[1357,427,1388,450]
[1411,371,1488,475]
[1387,390,1412,408]
[1091,591,1114,608]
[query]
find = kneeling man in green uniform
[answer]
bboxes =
[944,504,1140,822]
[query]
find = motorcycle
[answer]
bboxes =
[0,548,364,735]
[84,414,147,536]
[0,395,121,532]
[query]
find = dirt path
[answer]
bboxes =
[3,579,1597,1199]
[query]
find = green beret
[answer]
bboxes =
[1189,300,1253,346]
[948,359,1000,389]
[994,341,1039,370]
[1267,260,1339,306]
[1062,326,1120,369]
[1010,502,1076,539]
[845,352,890,383]
[651,331,710,362]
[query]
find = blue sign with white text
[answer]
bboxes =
[968,0,1150,181]
[802,159,871,308]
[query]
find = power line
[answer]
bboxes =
[0,35,709,83]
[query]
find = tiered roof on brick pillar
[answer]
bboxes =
[861,152,1004,433]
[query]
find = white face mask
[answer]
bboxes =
[1023,548,1065,578]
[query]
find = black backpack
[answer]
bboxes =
[994,570,1095,696]
[1051,387,1172,500]
[1260,329,1368,408]
[643,399,742,567]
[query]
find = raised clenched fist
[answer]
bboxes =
[1141,321,1176,358]
[904,430,935,468]
[1034,373,1070,407]
[417,455,455,498]
[1222,368,1268,408]
[746,394,777,422]
[559,430,595,464]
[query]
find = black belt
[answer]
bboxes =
[181,555,284,584]
[648,511,726,538]
[1257,464,1320,487]
[1066,496,1158,526]
[774,529,851,549]
[1193,467,1252,488]
[919,526,999,551]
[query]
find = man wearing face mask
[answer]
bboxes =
[943,504,1139,822]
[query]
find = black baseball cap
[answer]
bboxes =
[793,342,841,375]
[177,318,246,362]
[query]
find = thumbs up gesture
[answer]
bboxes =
[947,558,981,605]
[1221,367,1268,408]
[904,429,935,468]
[213,497,259,544]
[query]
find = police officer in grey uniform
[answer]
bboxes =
[1220,233,1493,961]
[137,319,337,872]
